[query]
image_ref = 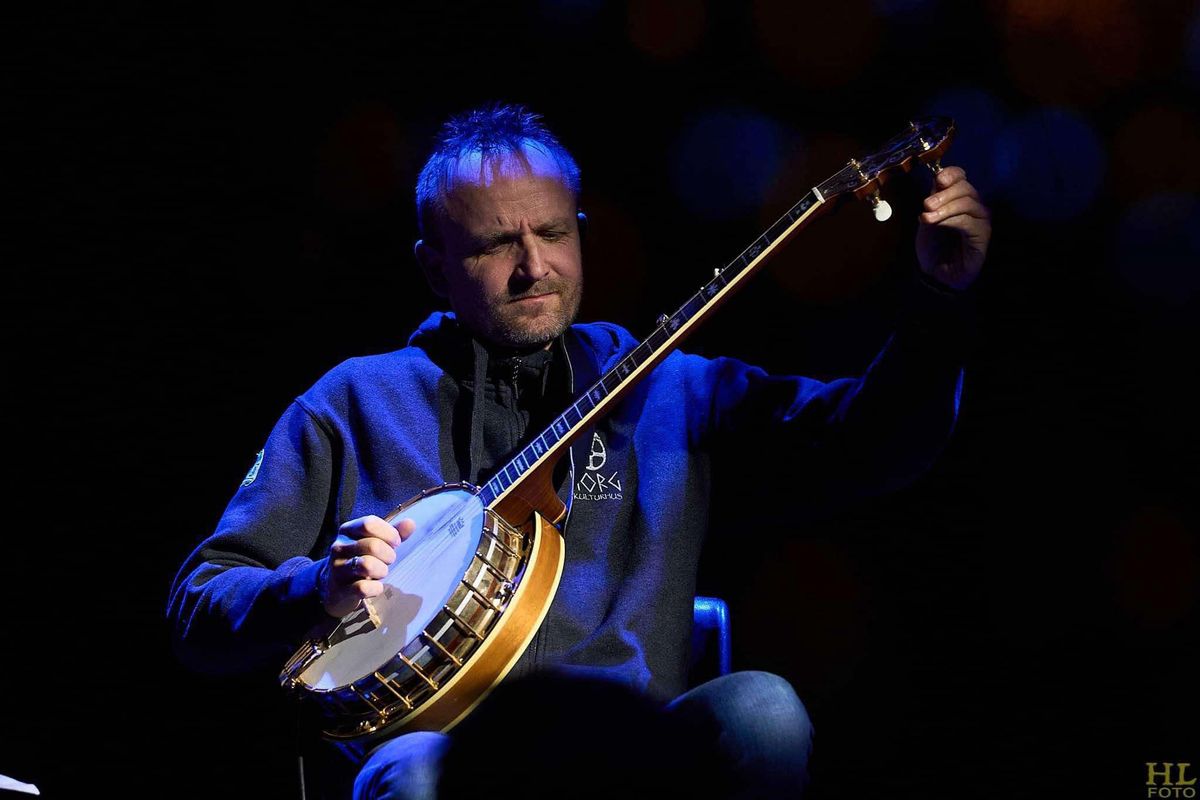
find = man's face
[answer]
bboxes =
[422,148,583,349]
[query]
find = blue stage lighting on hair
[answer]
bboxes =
[669,108,789,221]
[923,86,1008,198]
[993,108,1106,222]
[1115,192,1200,306]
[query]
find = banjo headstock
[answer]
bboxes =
[817,116,956,221]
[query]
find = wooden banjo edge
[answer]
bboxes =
[331,510,566,741]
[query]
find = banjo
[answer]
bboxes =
[280,116,955,757]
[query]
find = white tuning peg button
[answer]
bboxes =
[870,195,892,222]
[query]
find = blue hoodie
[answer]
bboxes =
[168,284,966,701]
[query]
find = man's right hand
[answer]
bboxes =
[320,515,416,618]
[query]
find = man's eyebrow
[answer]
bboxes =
[474,218,574,247]
[535,217,575,232]
[475,230,519,248]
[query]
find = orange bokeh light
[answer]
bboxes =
[995,0,1144,103]
[627,0,708,61]
[753,0,880,87]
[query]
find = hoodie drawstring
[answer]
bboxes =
[468,337,489,485]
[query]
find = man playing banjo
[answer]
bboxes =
[169,103,990,798]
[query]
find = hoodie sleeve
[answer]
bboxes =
[166,400,340,675]
[694,276,973,507]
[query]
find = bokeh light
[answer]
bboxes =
[753,0,880,87]
[1111,104,1200,199]
[995,0,1144,104]
[760,133,906,304]
[576,193,648,328]
[539,0,606,27]
[992,107,1105,221]
[1188,5,1200,85]
[1110,506,1198,631]
[669,107,789,221]
[317,102,406,213]
[1115,192,1200,306]
[871,0,938,18]
[627,0,707,61]
[922,87,1010,199]
[742,539,869,692]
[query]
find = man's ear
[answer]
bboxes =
[414,239,449,298]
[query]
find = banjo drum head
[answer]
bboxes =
[299,487,486,690]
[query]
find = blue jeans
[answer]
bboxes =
[353,671,812,799]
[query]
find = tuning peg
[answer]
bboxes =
[869,192,892,222]
[925,158,943,174]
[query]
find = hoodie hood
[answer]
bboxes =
[406,310,638,390]
[400,310,637,494]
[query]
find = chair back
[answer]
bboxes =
[689,595,732,683]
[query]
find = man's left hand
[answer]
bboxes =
[915,166,991,291]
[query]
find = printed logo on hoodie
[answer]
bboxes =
[574,432,622,501]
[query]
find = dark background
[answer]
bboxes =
[7,1,1198,797]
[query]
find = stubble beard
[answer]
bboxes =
[486,277,582,348]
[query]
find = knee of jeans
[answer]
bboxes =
[732,671,814,748]
[353,731,449,800]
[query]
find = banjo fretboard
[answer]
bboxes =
[479,114,956,511]
[479,187,826,510]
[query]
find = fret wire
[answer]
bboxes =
[486,189,824,506]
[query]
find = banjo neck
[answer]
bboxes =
[285,117,957,746]
[481,117,956,521]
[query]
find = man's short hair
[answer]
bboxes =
[415,103,581,244]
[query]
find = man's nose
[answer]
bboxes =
[516,235,551,281]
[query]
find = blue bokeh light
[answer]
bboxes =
[993,108,1106,222]
[872,0,938,19]
[1187,6,1200,85]
[669,108,789,221]
[922,86,1009,198]
[538,0,605,27]
[1115,192,1200,306]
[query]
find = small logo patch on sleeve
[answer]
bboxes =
[241,449,265,487]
